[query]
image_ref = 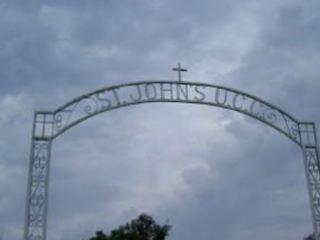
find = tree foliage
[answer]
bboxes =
[304,233,317,240]
[89,213,171,240]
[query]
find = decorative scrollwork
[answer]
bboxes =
[290,123,299,140]
[25,139,51,240]
[54,113,63,129]
[82,96,99,115]
[262,107,278,124]
[302,144,320,239]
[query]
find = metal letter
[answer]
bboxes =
[145,83,158,100]
[176,84,189,100]
[232,93,246,111]
[215,88,228,105]
[129,85,142,102]
[111,88,121,106]
[96,91,112,109]
[160,83,174,100]
[194,85,206,102]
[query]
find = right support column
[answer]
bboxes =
[300,122,320,240]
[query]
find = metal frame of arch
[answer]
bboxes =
[24,81,320,240]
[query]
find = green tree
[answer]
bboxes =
[304,233,317,240]
[89,213,171,240]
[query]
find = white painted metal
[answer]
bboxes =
[24,81,320,240]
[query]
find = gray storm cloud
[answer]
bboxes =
[0,0,319,240]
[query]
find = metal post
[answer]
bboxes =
[299,122,320,240]
[23,113,36,240]
[301,145,319,240]
[24,112,53,240]
[42,140,52,240]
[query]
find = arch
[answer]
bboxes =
[24,81,320,240]
[37,81,300,144]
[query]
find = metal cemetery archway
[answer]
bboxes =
[24,80,320,240]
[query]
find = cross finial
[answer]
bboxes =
[172,62,187,82]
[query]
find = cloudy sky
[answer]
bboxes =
[1,0,320,240]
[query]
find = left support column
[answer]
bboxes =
[24,112,54,240]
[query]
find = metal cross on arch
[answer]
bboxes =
[172,62,187,82]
